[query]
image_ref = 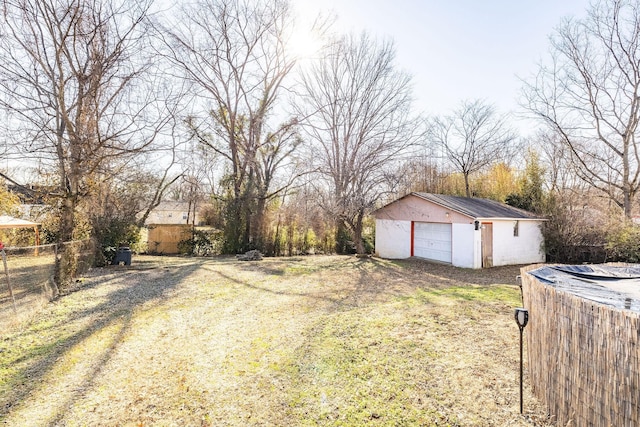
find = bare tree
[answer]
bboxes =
[163,0,302,253]
[428,100,517,198]
[393,141,449,197]
[0,0,173,243]
[522,0,640,218]
[530,129,578,194]
[298,32,422,254]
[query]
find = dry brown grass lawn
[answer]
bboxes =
[0,255,554,426]
[0,249,57,327]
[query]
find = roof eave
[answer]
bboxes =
[475,217,548,222]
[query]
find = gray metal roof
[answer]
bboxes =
[411,192,542,220]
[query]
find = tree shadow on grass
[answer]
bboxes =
[221,256,524,312]
[211,268,345,307]
[219,255,421,312]
[0,259,205,425]
[390,258,524,287]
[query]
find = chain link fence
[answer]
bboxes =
[1,239,96,329]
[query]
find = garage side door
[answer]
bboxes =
[413,222,452,263]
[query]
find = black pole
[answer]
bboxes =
[514,307,528,415]
[519,325,524,414]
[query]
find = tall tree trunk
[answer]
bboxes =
[623,186,632,218]
[59,196,76,243]
[253,196,267,252]
[335,220,351,254]
[223,198,243,254]
[243,199,252,251]
[272,215,282,257]
[464,173,471,198]
[352,216,366,255]
[622,142,632,218]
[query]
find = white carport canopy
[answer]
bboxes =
[0,215,41,246]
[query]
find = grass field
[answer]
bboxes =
[0,255,554,426]
[0,248,57,328]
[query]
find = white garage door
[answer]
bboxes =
[414,222,452,263]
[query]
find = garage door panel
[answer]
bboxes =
[414,222,452,263]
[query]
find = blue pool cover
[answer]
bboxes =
[527,265,640,312]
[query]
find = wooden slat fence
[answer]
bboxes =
[146,225,191,254]
[521,264,640,426]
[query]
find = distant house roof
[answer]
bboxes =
[380,192,543,220]
[7,184,51,204]
[144,200,204,226]
[152,201,191,211]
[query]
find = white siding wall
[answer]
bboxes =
[473,225,483,269]
[492,220,545,266]
[375,219,411,259]
[451,223,475,268]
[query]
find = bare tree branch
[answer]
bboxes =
[0,0,175,242]
[161,0,300,253]
[428,99,518,198]
[522,0,640,218]
[297,31,423,254]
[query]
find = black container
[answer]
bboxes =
[112,246,132,266]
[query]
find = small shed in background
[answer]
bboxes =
[142,201,200,254]
[372,192,546,268]
[144,225,191,254]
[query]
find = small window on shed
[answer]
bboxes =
[513,220,519,237]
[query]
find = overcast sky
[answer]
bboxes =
[291,0,592,132]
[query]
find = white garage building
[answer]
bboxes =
[373,193,546,268]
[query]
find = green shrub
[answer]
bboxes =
[605,222,640,262]
[93,218,141,264]
[178,228,219,256]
